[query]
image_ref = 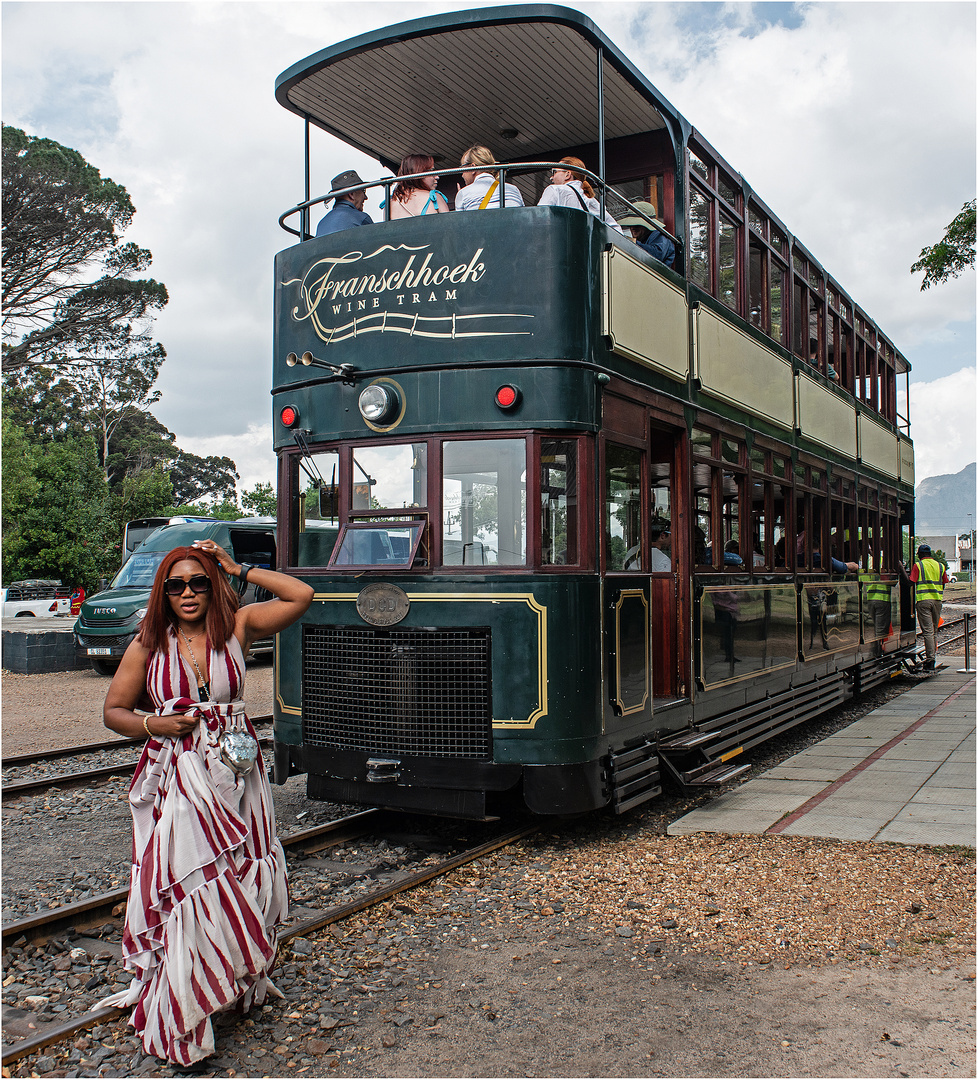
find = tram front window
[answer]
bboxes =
[442,439,526,566]
[352,443,427,510]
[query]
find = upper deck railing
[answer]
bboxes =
[278,161,680,255]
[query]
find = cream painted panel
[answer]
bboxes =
[600,248,688,380]
[899,437,915,486]
[693,305,793,429]
[858,413,899,478]
[796,373,857,460]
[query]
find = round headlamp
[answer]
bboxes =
[358,383,400,424]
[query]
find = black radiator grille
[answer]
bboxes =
[302,625,492,759]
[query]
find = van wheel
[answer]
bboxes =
[91,659,120,676]
[14,611,36,617]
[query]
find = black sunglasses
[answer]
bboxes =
[164,574,211,596]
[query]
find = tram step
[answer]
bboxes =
[683,761,751,787]
[607,744,662,814]
[658,729,715,751]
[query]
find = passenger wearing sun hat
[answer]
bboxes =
[617,200,675,266]
[315,169,373,236]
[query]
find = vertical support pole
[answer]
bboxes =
[596,45,606,216]
[303,116,311,242]
[958,613,973,674]
[499,166,507,208]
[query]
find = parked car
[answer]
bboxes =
[2,580,72,618]
[74,518,285,675]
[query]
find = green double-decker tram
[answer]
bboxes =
[270,6,918,818]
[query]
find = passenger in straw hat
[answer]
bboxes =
[617,200,675,266]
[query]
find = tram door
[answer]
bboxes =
[649,423,686,703]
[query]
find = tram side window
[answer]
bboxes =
[442,439,526,567]
[540,439,578,566]
[605,444,643,571]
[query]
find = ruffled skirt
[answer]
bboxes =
[98,701,288,1065]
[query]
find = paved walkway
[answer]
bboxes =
[669,669,976,848]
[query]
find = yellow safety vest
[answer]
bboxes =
[914,558,945,602]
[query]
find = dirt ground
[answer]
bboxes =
[1,663,974,1078]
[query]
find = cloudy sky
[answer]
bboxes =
[3,1,975,494]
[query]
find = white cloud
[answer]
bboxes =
[3,1,974,487]
[906,368,977,482]
[176,424,276,497]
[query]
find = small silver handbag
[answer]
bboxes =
[219,730,259,775]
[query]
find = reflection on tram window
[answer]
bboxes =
[352,443,427,510]
[329,521,425,568]
[605,443,642,571]
[540,439,578,566]
[442,439,526,566]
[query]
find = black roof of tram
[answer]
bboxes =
[274,4,684,172]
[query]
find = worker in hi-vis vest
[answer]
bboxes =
[908,543,951,670]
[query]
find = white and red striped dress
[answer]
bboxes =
[99,629,288,1065]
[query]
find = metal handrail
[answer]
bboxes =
[278,161,677,248]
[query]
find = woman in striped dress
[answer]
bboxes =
[101,539,313,1068]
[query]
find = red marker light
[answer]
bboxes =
[280,405,298,427]
[494,384,521,409]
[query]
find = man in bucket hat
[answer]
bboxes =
[315,169,373,236]
[617,201,675,266]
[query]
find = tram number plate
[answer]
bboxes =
[87,647,113,656]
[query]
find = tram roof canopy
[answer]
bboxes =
[274,4,681,173]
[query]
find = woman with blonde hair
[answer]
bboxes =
[537,155,622,232]
[388,154,450,217]
[455,144,524,211]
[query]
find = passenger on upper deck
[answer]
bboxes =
[455,145,524,211]
[388,155,450,218]
[618,202,676,267]
[315,170,373,236]
[537,157,622,232]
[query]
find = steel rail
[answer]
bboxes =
[1,715,273,769]
[1,809,384,948]
[2,738,275,802]
[1,816,539,1067]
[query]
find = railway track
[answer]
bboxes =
[1,715,273,801]
[1,809,541,1067]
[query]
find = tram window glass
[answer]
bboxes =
[770,260,786,345]
[721,438,740,464]
[329,521,424,568]
[773,454,786,478]
[689,148,710,184]
[691,427,714,456]
[442,439,526,567]
[771,227,787,257]
[748,240,764,330]
[352,443,427,511]
[688,189,711,290]
[718,215,738,311]
[721,471,743,566]
[693,461,713,567]
[540,439,578,566]
[605,444,643,571]
[297,450,340,524]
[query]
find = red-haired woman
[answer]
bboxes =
[101,539,313,1068]
[537,155,622,232]
[389,153,450,218]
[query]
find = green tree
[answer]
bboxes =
[2,125,169,373]
[172,498,243,521]
[169,450,240,506]
[2,425,111,588]
[241,482,277,518]
[911,199,976,290]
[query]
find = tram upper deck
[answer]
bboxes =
[273,5,914,493]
